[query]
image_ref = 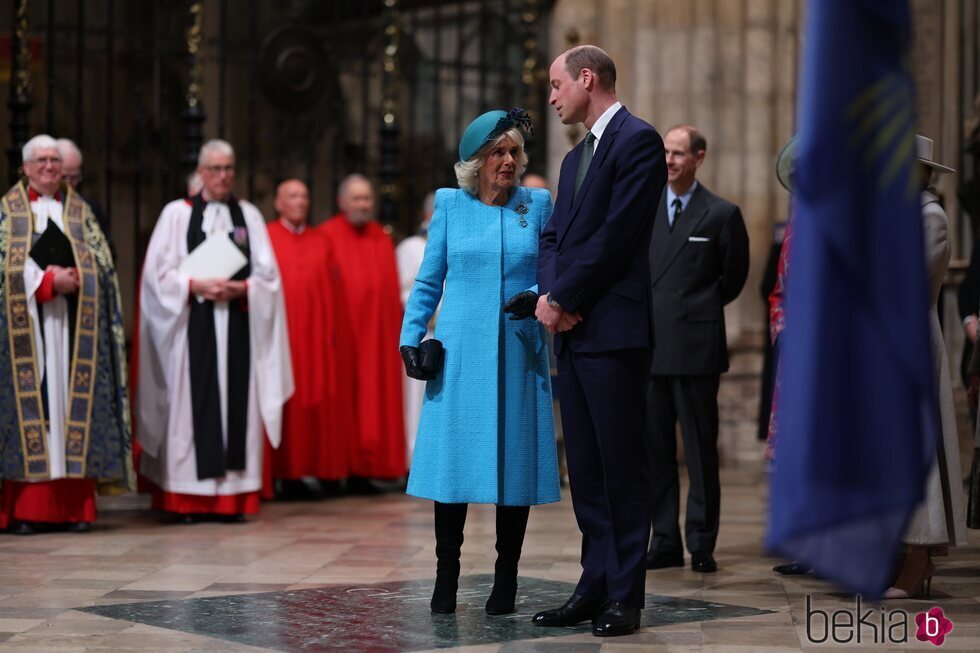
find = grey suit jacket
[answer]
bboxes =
[649,182,749,375]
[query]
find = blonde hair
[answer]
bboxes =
[454,128,528,195]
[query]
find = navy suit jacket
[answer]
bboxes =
[538,106,667,354]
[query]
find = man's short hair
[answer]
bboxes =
[198,139,235,166]
[22,134,59,163]
[338,173,373,199]
[564,45,616,91]
[56,138,83,165]
[667,125,707,155]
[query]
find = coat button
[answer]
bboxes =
[557,248,563,255]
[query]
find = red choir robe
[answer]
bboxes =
[264,220,357,491]
[319,215,406,479]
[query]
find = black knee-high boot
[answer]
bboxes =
[486,505,530,615]
[432,502,468,613]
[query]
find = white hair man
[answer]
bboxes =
[0,134,131,534]
[56,137,114,258]
[319,174,405,490]
[137,139,293,521]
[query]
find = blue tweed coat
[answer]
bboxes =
[400,187,561,506]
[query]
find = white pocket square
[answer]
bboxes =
[688,236,710,242]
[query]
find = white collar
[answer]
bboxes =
[279,217,307,234]
[201,190,233,204]
[30,194,64,234]
[590,101,623,145]
[666,180,699,207]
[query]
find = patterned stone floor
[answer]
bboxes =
[1,466,979,652]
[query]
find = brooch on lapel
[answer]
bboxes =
[231,226,250,256]
[516,203,528,228]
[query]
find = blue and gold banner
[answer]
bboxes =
[767,0,935,598]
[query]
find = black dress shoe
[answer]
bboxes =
[532,593,603,627]
[11,521,36,535]
[345,476,383,495]
[220,513,246,523]
[276,479,319,501]
[592,601,640,637]
[691,552,717,573]
[773,561,810,575]
[318,479,344,498]
[646,549,684,569]
[66,521,91,533]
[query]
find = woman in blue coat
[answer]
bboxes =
[400,109,560,615]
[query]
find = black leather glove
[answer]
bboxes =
[400,345,435,380]
[502,290,538,320]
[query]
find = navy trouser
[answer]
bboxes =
[557,347,652,608]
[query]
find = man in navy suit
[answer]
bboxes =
[531,45,667,637]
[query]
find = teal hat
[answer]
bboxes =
[458,108,533,162]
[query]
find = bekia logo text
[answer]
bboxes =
[806,596,953,646]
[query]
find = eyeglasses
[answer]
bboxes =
[64,173,83,185]
[28,157,62,165]
[202,165,235,174]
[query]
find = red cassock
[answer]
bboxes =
[319,216,405,479]
[0,479,96,529]
[264,221,356,489]
[0,268,96,527]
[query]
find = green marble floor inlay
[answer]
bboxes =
[78,575,771,651]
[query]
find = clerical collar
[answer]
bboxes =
[201,190,234,204]
[28,186,62,202]
[279,217,306,234]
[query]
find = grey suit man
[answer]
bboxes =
[645,125,749,573]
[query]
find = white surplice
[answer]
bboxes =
[137,198,293,496]
[22,195,71,480]
[395,234,438,465]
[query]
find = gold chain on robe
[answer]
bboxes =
[2,182,99,478]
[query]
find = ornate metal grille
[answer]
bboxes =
[1,0,551,299]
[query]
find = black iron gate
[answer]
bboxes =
[2,0,552,323]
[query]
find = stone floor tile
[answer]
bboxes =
[0,619,46,634]
[0,424,977,653]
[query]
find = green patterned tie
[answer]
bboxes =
[574,131,596,198]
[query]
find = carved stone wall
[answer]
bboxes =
[547,0,802,347]
[545,0,970,464]
[546,0,968,343]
